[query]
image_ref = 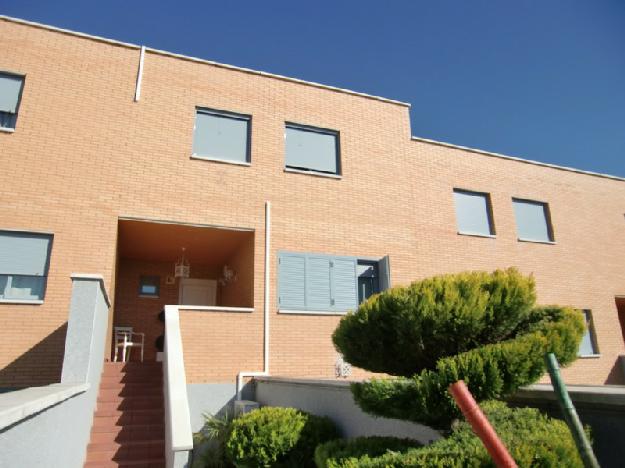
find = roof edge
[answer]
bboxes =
[411,136,625,182]
[0,15,411,108]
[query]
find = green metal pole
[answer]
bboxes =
[544,352,600,468]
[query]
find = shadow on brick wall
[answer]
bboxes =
[0,323,67,389]
[604,357,625,385]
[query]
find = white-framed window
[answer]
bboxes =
[0,72,25,130]
[192,108,251,164]
[579,309,599,356]
[453,189,495,236]
[0,230,53,302]
[285,123,340,175]
[139,275,160,298]
[512,198,554,243]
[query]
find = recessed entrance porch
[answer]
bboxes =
[111,218,254,361]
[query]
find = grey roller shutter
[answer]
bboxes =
[0,232,52,276]
[192,110,250,163]
[512,199,553,242]
[285,125,339,174]
[0,74,23,113]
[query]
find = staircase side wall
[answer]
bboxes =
[0,275,110,468]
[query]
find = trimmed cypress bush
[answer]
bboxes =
[314,436,422,468]
[322,402,584,467]
[224,407,339,467]
[332,269,585,428]
[333,268,537,376]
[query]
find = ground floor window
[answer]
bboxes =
[578,309,599,356]
[0,230,52,302]
[278,251,390,314]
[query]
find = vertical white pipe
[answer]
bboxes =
[134,45,145,102]
[264,201,271,372]
[235,201,271,400]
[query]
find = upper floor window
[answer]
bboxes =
[285,123,340,176]
[578,310,599,356]
[278,252,390,314]
[453,189,495,237]
[0,72,25,130]
[192,108,251,164]
[512,198,554,243]
[0,230,53,302]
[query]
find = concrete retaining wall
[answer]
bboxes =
[255,377,440,443]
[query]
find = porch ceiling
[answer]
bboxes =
[117,219,253,267]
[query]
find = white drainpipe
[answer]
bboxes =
[236,201,271,399]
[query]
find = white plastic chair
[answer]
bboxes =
[113,326,145,362]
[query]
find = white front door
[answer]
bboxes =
[179,278,217,306]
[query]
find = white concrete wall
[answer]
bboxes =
[255,377,440,443]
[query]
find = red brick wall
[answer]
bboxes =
[0,18,624,388]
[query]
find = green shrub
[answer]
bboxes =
[332,268,584,428]
[224,406,339,467]
[323,403,584,467]
[333,268,537,376]
[315,436,422,468]
[350,305,584,428]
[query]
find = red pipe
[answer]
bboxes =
[448,381,517,468]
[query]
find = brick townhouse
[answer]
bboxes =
[1,14,625,397]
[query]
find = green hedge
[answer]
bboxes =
[317,402,584,467]
[315,436,422,468]
[225,407,339,467]
[350,305,584,428]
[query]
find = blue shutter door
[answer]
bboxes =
[331,257,358,312]
[278,253,306,309]
[305,256,332,310]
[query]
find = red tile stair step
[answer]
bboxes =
[84,362,166,468]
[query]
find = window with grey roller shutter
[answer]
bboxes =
[192,109,250,163]
[285,124,339,174]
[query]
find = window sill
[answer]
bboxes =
[191,155,251,166]
[0,299,43,305]
[517,238,556,245]
[178,305,254,313]
[284,167,342,179]
[0,127,15,133]
[457,231,496,239]
[279,309,348,316]
[138,295,160,299]
[578,354,601,359]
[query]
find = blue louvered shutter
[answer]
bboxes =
[305,256,332,310]
[330,257,358,312]
[0,232,52,276]
[278,253,306,309]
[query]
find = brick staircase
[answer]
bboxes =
[85,362,165,468]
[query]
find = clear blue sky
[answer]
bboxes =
[4,1,625,177]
